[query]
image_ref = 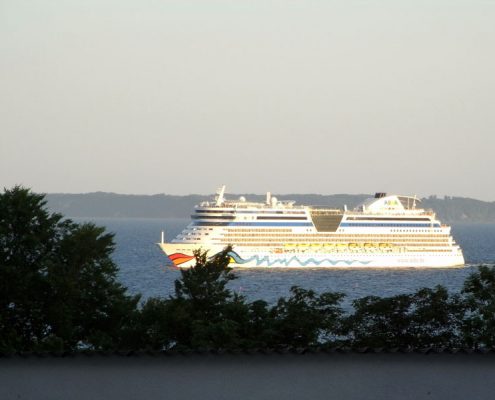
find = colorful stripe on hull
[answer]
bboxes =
[227,251,371,267]
[167,250,372,268]
[168,253,195,266]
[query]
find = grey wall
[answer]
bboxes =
[1,353,494,400]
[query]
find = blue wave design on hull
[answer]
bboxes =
[227,251,371,267]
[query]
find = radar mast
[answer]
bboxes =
[215,185,226,206]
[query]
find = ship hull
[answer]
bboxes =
[158,243,465,269]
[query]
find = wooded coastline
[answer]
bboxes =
[45,192,495,222]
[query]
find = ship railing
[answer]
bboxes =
[197,202,437,216]
[309,209,343,215]
[343,210,436,216]
[198,201,309,209]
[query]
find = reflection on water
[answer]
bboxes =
[76,218,495,304]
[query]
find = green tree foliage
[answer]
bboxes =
[0,186,139,352]
[271,287,344,347]
[409,286,462,348]
[346,294,415,348]
[460,265,495,348]
[133,250,345,350]
[172,247,251,349]
[133,247,254,350]
[346,286,460,348]
[128,297,172,350]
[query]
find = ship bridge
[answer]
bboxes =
[355,193,423,214]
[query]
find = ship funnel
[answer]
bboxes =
[266,191,271,205]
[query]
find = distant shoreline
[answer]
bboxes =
[45,192,495,223]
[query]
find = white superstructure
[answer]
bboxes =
[158,186,465,268]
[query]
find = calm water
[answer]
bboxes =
[78,218,495,304]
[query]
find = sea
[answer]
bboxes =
[77,218,495,305]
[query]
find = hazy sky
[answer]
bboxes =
[1,1,494,199]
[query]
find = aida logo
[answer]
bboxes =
[385,199,399,207]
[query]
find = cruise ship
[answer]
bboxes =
[158,186,465,268]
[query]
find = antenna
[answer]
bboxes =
[215,185,226,206]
